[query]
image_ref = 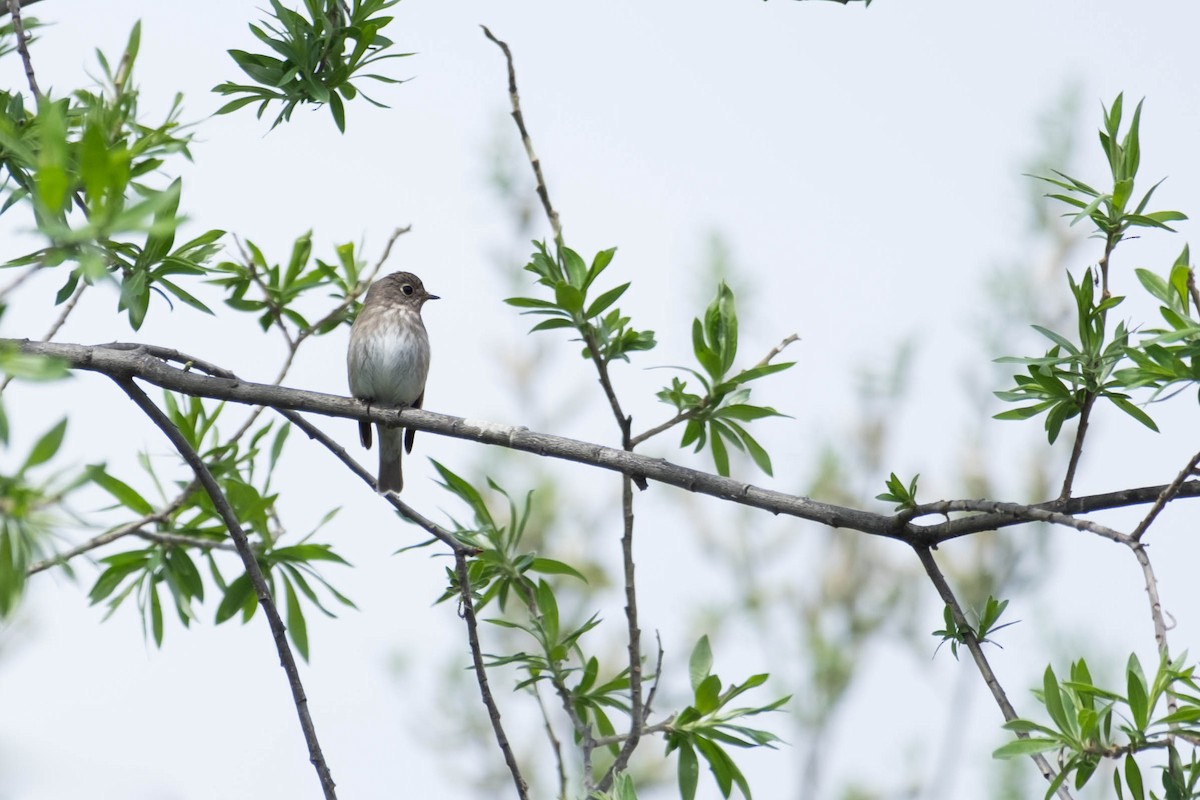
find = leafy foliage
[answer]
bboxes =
[1116,247,1200,402]
[664,636,789,800]
[876,472,919,511]
[0,419,85,616]
[995,269,1156,441]
[656,283,791,476]
[931,595,1015,659]
[208,231,367,336]
[506,242,656,363]
[995,653,1200,800]
[0,24,223,330]
[213,0,409,132]
[84,397,353,656]
[1031,94,1185,241]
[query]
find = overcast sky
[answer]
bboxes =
[3,2,1200,799]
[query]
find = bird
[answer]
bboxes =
[346,271,438,493]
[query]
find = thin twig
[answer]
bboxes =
[1187,267,1200,319]
[0,264,39,300]
[1131,449,1200,541]
[114,376,337,800]
[532,684,569,800]
[907,499,1132,545]
[1058,393,1096,501]
[914,546,1073,800]
[0,280,89,393]
[643,631,665,724]
[26,492,192,575]
[596,474,643,794]
[481,25,651,788]
[1060,234,1120,501]
[454,549,530,800]
[1129,542,1171,661]
[481,26,562,245]
[6,0,40,99]
[41,280,87,341]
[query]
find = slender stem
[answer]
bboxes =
[114,376,337,800]
[481,26,562,246]
[1,280,89,394]
[1058,392,1096,501]
[1130,449,1200,541]
[1187,267,1200,318]
[6,0,40,100]
[532,684,569,800]
[1129,542,1171,662]
[596,474,643,794]
[914,546,1073,800]
[26,491,193,575]
[906,498,1132,545]
[454,550,530,800]
[481,25,649,788]
[1060,232,1120,501]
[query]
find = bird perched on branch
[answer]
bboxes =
[347,271,438,493]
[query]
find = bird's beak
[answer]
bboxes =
[426,294,441,301]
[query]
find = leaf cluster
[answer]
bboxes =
[208,231,366,336]
[1116,248,1200,401]
[1032,94,1185,241]
[931,595,1014,659]
[0,24,223,329]
[0,419,85,616]
[665,636,789,800]
[656,283,792,476]
[506,241,656,363]
[995,653,1200,800]
[85,396,352,657]
[875,471,919,511]
[213,0,408,132]
[995,269,1156,442]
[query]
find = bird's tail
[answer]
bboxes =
[377,424,404,494]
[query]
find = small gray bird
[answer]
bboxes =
[347,271,438,493]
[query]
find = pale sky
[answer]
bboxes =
[3,2,1200,799]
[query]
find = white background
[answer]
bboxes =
[2,2,1200,799]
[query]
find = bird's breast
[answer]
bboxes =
[348,309,430,404]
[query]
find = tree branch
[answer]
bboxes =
[14,339,1200,548]
[1131,448,1200,541]
[6,0,40,99]
[114,376,337,800]
[454,549,530,800]
[481,26,562,245]
[130,352,529,793]
[914,545,1074,800]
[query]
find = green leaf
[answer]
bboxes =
[1107,396,1159,432]
[89,465,155,515]
[678,744,699,800]
[528,558,587,582]
[215,573,255,624]
[21,418,67,472]
[285,579,309,661]
[1124,754,1145,800]
[585,282,630,320]
[695,674,722,714]
[992,738,1061,758]
[1127,656,1149,730]
[689,635,713,693]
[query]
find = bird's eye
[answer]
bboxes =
[402,284,414,296]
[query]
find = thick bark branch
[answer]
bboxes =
[12,338,1200,546]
